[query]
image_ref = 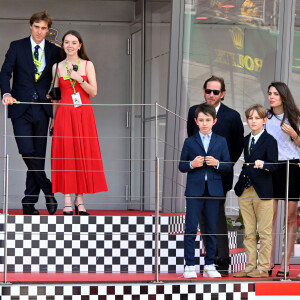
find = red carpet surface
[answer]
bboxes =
[0,265,299,283]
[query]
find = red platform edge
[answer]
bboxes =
[0,209,184,216]
[0,266,300,283]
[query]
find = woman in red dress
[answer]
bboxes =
[50,30,107,215]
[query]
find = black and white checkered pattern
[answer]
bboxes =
[0,214,246,273]
[0,283,256,299]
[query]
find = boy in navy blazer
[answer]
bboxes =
[179,103,232,278]
[0,11,61,215]
[234,104,278,278]
[187,75,244,275]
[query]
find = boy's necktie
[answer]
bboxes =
[250,137,255,153]
[245,137,255,189]
[33,45,39,73]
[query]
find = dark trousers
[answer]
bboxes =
[11,105,52,206]
[200,199,230,261]
[184,184,219,266]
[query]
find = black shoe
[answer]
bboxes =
[74,203,90,216]
[22,205,40,215]
[63,206,73,216]
[45,194,58,215]
[276,269,289,277]
[268,266,274,276]
[216,258,230,276]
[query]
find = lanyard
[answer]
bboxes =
[65,58,81,94]
[32,47,44,81]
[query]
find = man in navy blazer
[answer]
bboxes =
[179,103,232,278]
[186,75,244,274]
[0,11,61,215]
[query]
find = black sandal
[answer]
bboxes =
[63,206,73,216]
[276,269,289,277]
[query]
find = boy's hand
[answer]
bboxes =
[254,160,264,169]
[205,156,218,167]
[191,156,204,168]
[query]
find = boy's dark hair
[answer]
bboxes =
[203,75,226,100]
[195,102,217,119]
[245,104,267,119]
[30,11,52,28]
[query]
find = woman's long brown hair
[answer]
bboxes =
[268,82,300,136]
[60,30,90,61]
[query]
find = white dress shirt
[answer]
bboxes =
[30,36,46,74]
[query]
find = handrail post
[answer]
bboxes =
[154,156,162,283]
[155,102,158,157]
[3,104,7,213]
[153,103,162,283]
[3,154,9,284]
[283,160,290,281]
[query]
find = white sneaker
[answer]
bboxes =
[183,265,197,278]
[203,264,222,278]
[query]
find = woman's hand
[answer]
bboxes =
[281,123,297,139]
[67,68,82,82]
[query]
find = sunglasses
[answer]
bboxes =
[205,89,221,95]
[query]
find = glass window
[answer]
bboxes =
[182,0,280,214]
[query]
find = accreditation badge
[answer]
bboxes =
[35,73,41,81]
[72,92,82,108]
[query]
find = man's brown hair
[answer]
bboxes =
[30,11,53,28]
[203,75,226,100]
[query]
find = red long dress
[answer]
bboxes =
[51,70,107,194]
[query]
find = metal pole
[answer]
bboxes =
[3,104,7,213]
[153,103,162,283]
[154,156,162,283]
[155,102,158,157]
[3,154,9,284]
[283,160,290,281]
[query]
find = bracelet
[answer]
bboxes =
[80,78,85,84]
[292,134,298,141]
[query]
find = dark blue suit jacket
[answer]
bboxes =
[187,102,244,193]
[0,37,61,118]
[234,131,278,200]
[179,132,232,197]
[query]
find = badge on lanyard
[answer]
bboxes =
[65,58,82,107]
[72,92,82,108]
[35,73,42,81]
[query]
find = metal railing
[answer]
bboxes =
[0,102,297,283]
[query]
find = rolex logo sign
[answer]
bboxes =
[230,26,244,50]
[46,28,61,47]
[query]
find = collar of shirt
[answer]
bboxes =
[30,36,45,52]
[251,129,264,144]
[199,131,212,141]
[215,102,221,114]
